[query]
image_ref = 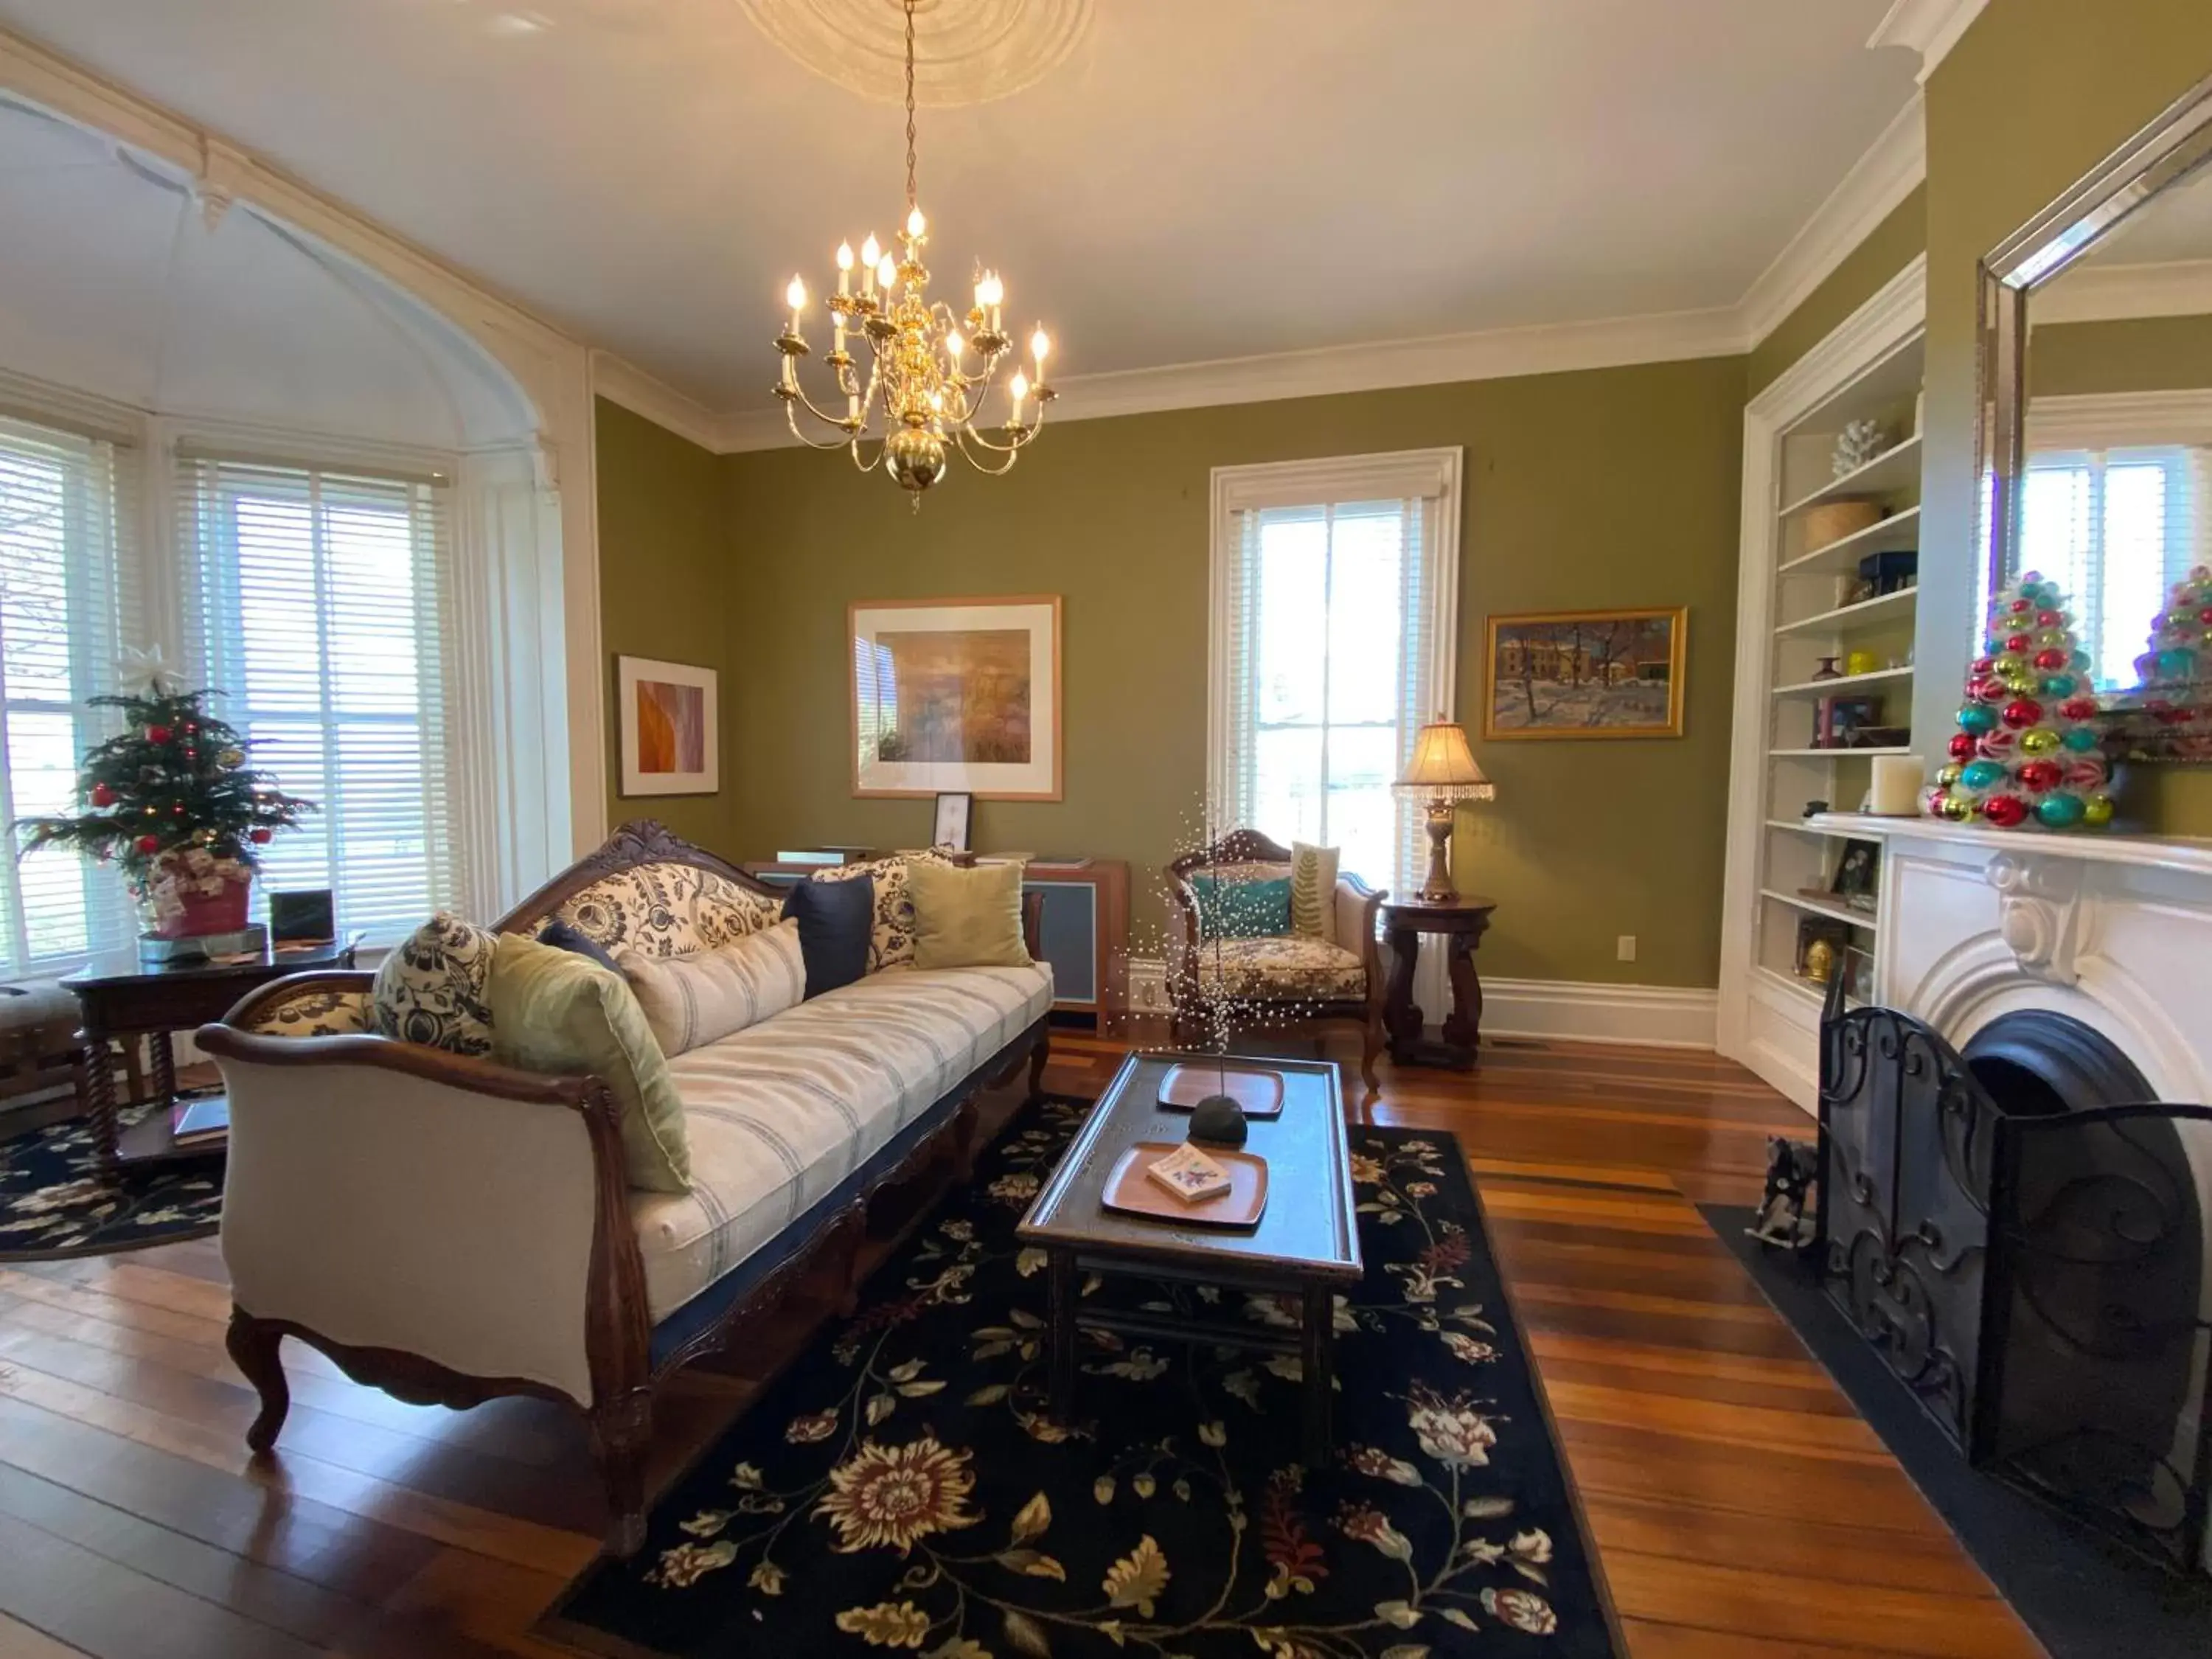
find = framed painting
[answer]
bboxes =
[851,596,1062,799]
[1481,606,1687,740]
[617,655,719,796]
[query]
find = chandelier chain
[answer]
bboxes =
[903,0,918,213]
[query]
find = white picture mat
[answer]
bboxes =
[619,655,720,796]
[852,598,1060,799]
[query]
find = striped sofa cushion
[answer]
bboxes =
[627,960,1053,1320]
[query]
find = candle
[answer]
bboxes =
[860,233,880,299]
[835,241,853,296]
[1009,369,1029,423]
[785,275,806,338]
[1870,754,1924,816]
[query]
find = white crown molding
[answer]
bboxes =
[1867,0,1990,84]
[2028,257,2212,325]
[589,350,735,453]
[1738,91,1926,347]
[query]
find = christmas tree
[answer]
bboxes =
[14,678,312,917]
[1929,570,2114,830]
[2129,565,2212,755]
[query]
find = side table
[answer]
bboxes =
[65,936,361,1176]
[1377,897,1496,1070]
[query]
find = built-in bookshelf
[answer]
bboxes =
[1718,258,1927,1108]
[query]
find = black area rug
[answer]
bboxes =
[1705,1204,2212,1659]
[546,1097,1621,1658]
[0,1105,220,1261]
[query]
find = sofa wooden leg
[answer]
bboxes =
[950,1099,980,1182]
[591,1388,654,1558]
[225,1307,291,1454]
[1026,1024,1051,1104]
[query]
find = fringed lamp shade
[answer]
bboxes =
[1393,716,1493,903]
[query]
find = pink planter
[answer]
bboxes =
[150,874,251,939]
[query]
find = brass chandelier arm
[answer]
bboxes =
[952,424,1024,476]
[782,400,865,453]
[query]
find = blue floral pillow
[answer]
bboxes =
[1189,875,1293,941]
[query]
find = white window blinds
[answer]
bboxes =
[178,453,462,941]
[0,414,139,973]
[1211,452,1461,902]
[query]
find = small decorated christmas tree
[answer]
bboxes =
[15,675,311,936]
[2128,566,2212,756]
[1929,570,2114,831]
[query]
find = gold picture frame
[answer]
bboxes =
[849,594,1062,799]
[1481,606,1688,741]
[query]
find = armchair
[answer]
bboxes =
[1164,830,1385,1091]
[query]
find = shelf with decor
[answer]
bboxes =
[1774,505,1922,577]
[1772,667,1914,698]
[1773,585,1917,636]
[1778,434,1924,517]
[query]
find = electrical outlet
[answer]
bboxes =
[1616,934,1637,963]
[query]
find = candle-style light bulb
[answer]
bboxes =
[906,206,926,239]
[1030,327,1051,372]
[835,241,854,296]
[877,255,898,293]
[945,328,964,360]
[1009,369,1029,420]
[860,234,881,268]
[785,276,806,335]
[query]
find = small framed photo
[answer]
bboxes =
[1829,838,1880,912]
[931,791,973,852]
[267,888,335,947]
[1795,916,1853,984]
[618,656,719,797]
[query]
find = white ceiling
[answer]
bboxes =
[0,0,1920,416]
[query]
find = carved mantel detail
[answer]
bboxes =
[1984,851,2087,986]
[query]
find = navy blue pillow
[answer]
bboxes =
[538,917,619,972]
[783,875,874,998]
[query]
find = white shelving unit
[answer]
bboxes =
[1718,257,1927,1109]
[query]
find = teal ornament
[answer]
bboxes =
[1958,703,1998,734]
[2071,650,2093,672]
[2039,675,2076,698]
[2035,792,2087,829]
[1961,759,2006,791]
[2157,647,2197,679]
[2061,726,2099,753]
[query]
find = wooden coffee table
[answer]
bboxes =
[1016,1050,1362,1464]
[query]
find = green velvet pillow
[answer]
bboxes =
[908,858,1032,970]
[1190,874,1292,940]
[487,933,691,1193]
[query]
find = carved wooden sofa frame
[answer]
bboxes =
[1163,828,1385,1091]
[198,822,1048,1556]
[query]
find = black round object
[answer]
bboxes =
[1187,1096,1249,1147]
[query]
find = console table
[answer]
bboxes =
[1377,897,1496,1070]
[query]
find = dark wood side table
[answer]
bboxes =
[1377,897,1497,1070]
[65,936,361,1176]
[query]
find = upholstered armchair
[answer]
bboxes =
[1164,830,1386,1091]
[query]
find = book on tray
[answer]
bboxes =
[1144,1143,1234,1204]
[172,1096,230,1148]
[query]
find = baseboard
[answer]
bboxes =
[1119,961,1717,1049]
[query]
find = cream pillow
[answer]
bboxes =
[1290,842,1340,945]
[619,920,805,1056]
[908,859,1031,970]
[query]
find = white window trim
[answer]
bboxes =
[2026,389,2212,453]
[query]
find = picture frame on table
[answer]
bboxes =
[1829,838,1880,913]
[618,656,719,796]
[1794,916,1854,985]
[932,791,973,853]
[851,596,1062,799]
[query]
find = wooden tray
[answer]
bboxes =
[1158,1062,1285,1119]
[1099,1141,1269,1228]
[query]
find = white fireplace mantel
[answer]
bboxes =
[1806,812,2212,878]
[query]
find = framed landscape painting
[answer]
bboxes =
[618,655,719,796]
[1482,606,1687,740]
[851,596,1062,799]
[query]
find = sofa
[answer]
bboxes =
[196,822,1052,1554]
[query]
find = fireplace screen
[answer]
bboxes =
[1816,981,2212,1570]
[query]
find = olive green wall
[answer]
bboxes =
[593,397,740,850]
[1746,186,1928,398]
[1918,0,2212,832]
[2031,314,2212,396]
[720,359,1745,987]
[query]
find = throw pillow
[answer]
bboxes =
[619,920,805,1055]
[908,859,1031,970]
[539,917,620,972]
[1290,842,1340,945]
[487,934,691,1194]
[372,912,498,1055]
[783,874,874,998]
[810,849,956,971]
[1189,874,1293,940]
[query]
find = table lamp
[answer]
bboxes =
[1393,716,1494,904]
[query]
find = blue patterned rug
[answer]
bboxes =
[545,1095,1621,1658]
[0,1105,221,1260]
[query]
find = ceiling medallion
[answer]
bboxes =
[772,0,1057,504]
[737,0,1091,108]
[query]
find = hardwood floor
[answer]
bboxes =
[0,1027,2046,1658]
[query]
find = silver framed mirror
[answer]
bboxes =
[1978,71,2212,762]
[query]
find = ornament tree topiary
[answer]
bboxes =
[14,678,311,931]
[2129,564,2212,754]
[1929,570,2114,831]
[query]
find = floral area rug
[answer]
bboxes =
[546,1096,1621,1658]
[0,1105,221,1260]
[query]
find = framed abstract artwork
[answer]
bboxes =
[851,596,1062,799]
[617,655,719,796]
[1481,606,1688,740]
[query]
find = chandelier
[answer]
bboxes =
[772,0,1057,505]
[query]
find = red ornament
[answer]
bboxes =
[1949,731,1978,761]
[1972,656,1995,676]
[2002,698,2044,729]
[2033,648,2067,671]
[248,827,273,845]
[1980,728,2018,759]
[2011,599,2034,614]
[146,724,173,744]
[2037,610,2062,627]
[2198,606,2212,625]
[172,803,187,815]
[1983,794,2030,827]
[89,782,115,807]
[1974,677,2008,704]
[2006,633,2034,654]
[2061,697,2098,721]
[2017,759,2062,793]
[133,834,159,855]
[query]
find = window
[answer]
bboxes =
[180,453,461,939]
[0,414,137,973]
[1211,451,1461,897]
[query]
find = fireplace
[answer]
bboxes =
[1817,975,2212,1569]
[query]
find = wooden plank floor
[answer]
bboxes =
[0,1026,2047,1659]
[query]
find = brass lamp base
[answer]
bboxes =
[1417,797,1458,904]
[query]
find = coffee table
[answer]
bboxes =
[1016,1050,1362,1464]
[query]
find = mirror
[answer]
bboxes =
[1981,73,2212,761]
